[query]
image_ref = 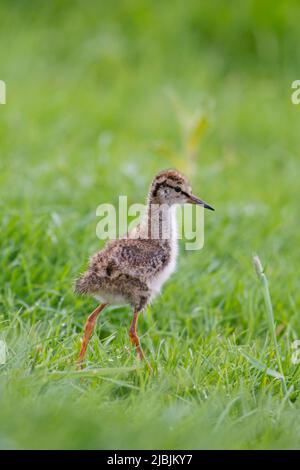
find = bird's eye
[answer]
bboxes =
[175,186,181,193]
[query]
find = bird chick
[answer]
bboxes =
[75,169,214,366]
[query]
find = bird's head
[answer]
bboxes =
[149,169,214,210]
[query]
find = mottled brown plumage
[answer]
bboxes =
[76,238,170,310]
[75,169,214,366]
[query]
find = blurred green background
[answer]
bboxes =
[1,0,300,449]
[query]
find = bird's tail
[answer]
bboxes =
[74,271,101,295]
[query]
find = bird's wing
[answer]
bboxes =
[91,239,170,279]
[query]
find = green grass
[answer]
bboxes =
[1,0,300,449]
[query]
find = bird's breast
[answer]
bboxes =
[148,238,178,299]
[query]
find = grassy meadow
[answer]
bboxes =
[1,0,300,449]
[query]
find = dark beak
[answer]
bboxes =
[187,194,215,211]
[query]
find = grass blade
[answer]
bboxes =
[253,255,287,396]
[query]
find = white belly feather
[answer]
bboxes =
[148,247,177,300]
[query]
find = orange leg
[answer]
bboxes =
[129,310,144,361]
[77,303,107,368]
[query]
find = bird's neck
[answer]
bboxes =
[139,195,178,243]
